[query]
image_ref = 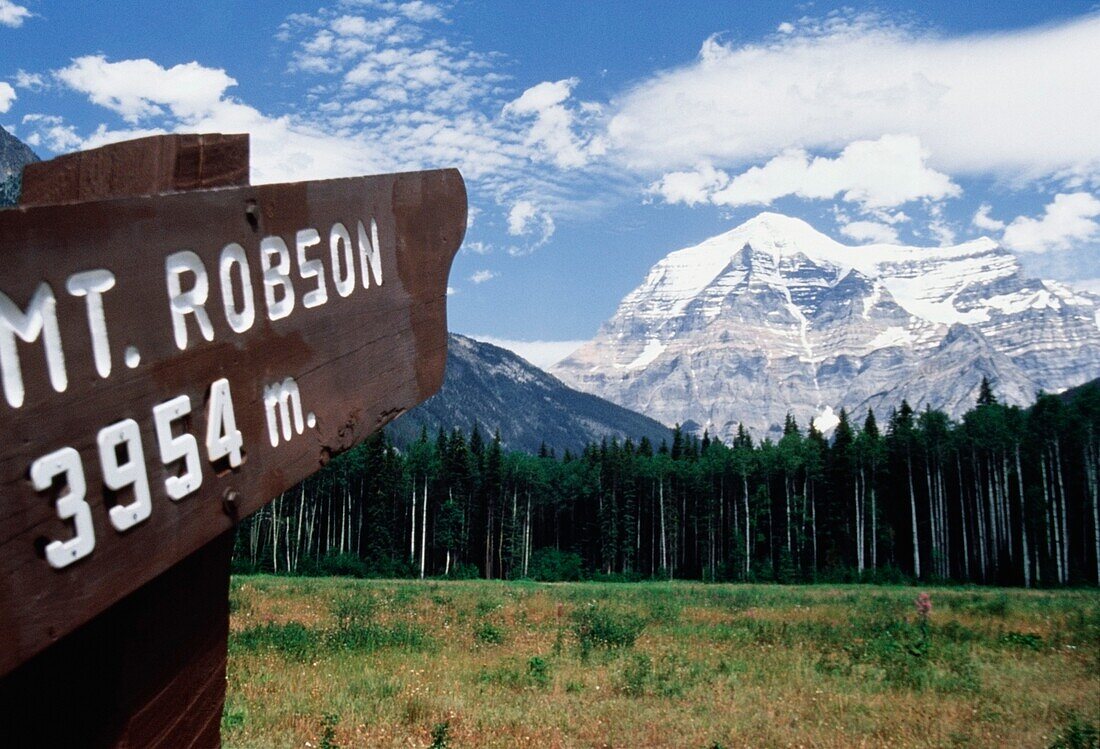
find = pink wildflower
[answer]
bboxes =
[915,592,932,622]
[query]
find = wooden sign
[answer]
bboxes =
[0,145,466,678]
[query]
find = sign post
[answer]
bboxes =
[0,133,466,746]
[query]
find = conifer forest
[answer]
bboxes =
[234,380,1100,587]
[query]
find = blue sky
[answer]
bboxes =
[2,1,1099,366]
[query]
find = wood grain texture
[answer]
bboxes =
[0,168,466,675]
[0,531,234,748]
[18,133,250,206]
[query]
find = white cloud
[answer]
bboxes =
[469,269,497,284]
[44,54,476,184]
[1001,192,1100,253]
[648,163,728,207]
[0,82,14,114]
[473,336,586,369]
[507,199,555,245]
[839,220,899,244]
[54,56,237,123]
[503,78,591,169]
[1068,277,1100,296]
[330,14,397,37]
[607,14,1100,184]
[928,218,956,246]
[925,202,956,245]
[12,70,44,90]
[398,1,445,22]
[0,0,31,27]
[20,114,83,151]
[972,203,1005,232]
[463,240,491,255]
[446,286,457,296]
[707,134,959,210]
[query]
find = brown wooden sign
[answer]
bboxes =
[0,153,466,677]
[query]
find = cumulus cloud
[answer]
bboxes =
[20,114,84,151]
[507,200,555,241]
[650,135,958,216]
[473,336,586,369]
[54,56,238,123]
[0,82,14,113]
[503,78,593,169]
[839,220,899,244]
[607,14,1100,185]
[469,269,497,284]
[1001,192,1100,253]
[648,163,729,207]
[972,203,1006,232]
[0,0,31,27]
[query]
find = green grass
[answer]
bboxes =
[224,578,1099,748]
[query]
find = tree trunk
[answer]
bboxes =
[743,475,751,579]
[659,478,669,578]
[1087,434,1100,585]
[419,479,428,579]
[957,453,970,581]
[869,461,877,570]
[908,451,921,578]
[410,480,417,561]
[1015,443,1030,588]
[1054,439,1069,583]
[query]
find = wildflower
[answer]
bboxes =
[915,592,932,621]
[915,592,932,637]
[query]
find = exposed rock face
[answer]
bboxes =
[552,212,1100,440]
[389,334,672,454]
[0,126,39,205]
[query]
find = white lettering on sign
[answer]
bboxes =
[260,236,296,321]
[26,372,316,567]
[296,228,328,310]
[97,418,153,532]
[329,223,355,298]
[66,269,116,379]
[0,215,386,410]
[7,213,387,568]
[31,446,95,569]
[205,377,243,468]
[166,250,215,351]
[358,219,384,289]
[218,243,256,334]
[263,377,311,447]
[152,395,202,500]
[0,282,67,408]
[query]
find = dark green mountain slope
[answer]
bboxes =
[388,334,672,454]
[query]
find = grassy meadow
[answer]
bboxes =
[223,578,1099,748]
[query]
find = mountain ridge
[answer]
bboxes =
[388,333,672,454]
[553,212,1100,440]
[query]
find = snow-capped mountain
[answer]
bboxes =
[552,212,1100,440]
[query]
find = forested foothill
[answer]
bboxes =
[233,379,1100,588]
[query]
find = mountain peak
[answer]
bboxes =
[555,212,1100,440]
[714,211,847,260]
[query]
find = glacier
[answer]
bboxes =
[552,212,1100,441]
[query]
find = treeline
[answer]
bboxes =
[233,379,1100,587]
